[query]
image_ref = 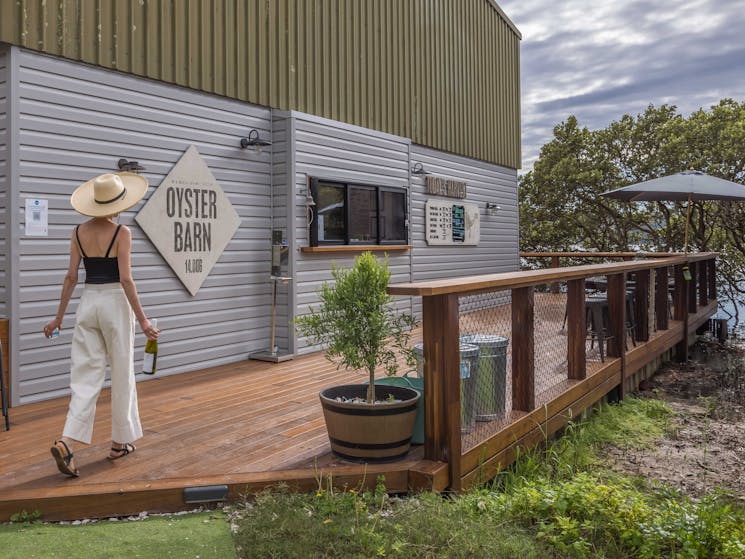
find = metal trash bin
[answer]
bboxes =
[459,343,480,433]
[460,334,510,421]
[413,343,425,377]
[411,342,480,433]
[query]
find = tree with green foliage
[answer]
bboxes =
[294,252,416,403]
[519,99,745,322]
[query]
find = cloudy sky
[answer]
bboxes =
[497,0,745,171]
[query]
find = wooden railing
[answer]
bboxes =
[521,252,685,260]
[389,253,718,490]
[521,252,687,293]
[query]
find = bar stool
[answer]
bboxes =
[586,295,610,362]
[585,292,637,362]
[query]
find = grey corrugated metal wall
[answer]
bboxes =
[0,46,7,318]
[288,114,520,353]
[0,0,521,170]
[5,47,520,404]
[290,113,414,354]
[13,49,273,405]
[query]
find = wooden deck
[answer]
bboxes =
[0,346,447,521]
[0,291,717,521]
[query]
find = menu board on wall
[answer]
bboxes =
[425,200,480,246]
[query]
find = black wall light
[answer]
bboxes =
[485,202,501,216]
[411,162,430,176]
[240,129,272,152]
[117,158,145,173]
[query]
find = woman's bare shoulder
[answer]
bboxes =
[72,219,89,236]
[115,224,132,247]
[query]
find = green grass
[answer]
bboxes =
[0,510,236,559]
[493,397,675,488]
[231,397,745,559]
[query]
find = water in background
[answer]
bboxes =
[714,299,745,339]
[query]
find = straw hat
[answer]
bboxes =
[70,172,149,217]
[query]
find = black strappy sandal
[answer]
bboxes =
[50,440,79,477]
[108,442,136,460]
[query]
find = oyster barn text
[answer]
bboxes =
[166,184,216,273]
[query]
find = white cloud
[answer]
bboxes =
[498,0,745,170]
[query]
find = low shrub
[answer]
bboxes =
[462,474,745,558]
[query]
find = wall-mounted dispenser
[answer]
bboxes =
[271,229,289,277]
[251,230,293,362]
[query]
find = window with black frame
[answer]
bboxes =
[310,178,408,246]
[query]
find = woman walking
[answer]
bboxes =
[43,172,159,477]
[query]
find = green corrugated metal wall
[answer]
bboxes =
[0,0,521,168]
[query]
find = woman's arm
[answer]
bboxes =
[117,225,158,341]
[43,232,82,337]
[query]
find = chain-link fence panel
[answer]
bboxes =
[533,284,571,406]
[458,291,512,451]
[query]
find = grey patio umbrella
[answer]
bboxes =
[601,170,745,253]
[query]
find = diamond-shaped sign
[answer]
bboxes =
[136,145,241,296]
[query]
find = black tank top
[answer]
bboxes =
[76,224,122,284]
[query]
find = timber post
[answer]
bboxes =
[708,258,717,300]
[687,261,698,314]
[607,273,627,396]
[698,259,708,305]
[511,286,535,412]
[550,255,560,293]
[567,279,586,380]
[634,269,650,342]
[673,264,689,362]
[421,293,462,490]
[655,265,669,331]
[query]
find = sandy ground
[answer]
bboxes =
[603,339,745,501]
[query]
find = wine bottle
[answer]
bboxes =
[142,318,158,375]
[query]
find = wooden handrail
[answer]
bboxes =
[521,251,681,258]
[388,254,718,297]
[521,251,716,262]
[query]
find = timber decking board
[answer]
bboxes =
[0,294,715,520]
[0,328,441,518]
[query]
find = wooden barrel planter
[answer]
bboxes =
[320,384,420,463]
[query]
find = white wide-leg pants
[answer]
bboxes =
[63,283,143,444]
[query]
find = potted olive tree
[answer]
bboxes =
[295,251,420,462]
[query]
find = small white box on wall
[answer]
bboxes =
[25,199,48,236]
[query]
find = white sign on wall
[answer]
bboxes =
[135,145,241,296]
[25,198,48,236]
[425,200,480,246]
